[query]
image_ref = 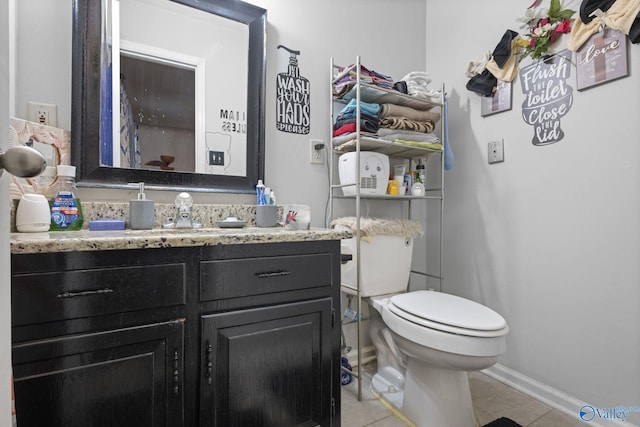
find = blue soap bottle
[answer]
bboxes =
[49,165,83,231]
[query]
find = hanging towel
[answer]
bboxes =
[443,97,454,170]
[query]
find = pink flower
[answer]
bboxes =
[537,17,550,28]
[555,19,571,34]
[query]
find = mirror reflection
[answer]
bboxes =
[118,54,196,172]
[72,0,266,192]
[106,0,249,176]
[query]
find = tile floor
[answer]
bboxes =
[341,369,586,427]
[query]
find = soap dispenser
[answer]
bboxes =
[129,182,154,229]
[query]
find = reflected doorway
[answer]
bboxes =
[118,54,196,172]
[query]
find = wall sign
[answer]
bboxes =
[276,45,310,134]
[576,29,628,91]
[519,50,573,146]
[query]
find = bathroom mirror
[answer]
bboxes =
[72,0,266,193]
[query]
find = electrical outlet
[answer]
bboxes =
[310,139,325,165]
[488,139,504,164]
[28,102,58,127]
[209,150,224,166]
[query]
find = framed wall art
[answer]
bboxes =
[481,80,512,117]
[576,29,628,91]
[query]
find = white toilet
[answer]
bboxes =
[337,218,509,427]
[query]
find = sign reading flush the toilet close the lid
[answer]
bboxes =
[519,49,573,146]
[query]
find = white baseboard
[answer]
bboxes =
[483,364,637,427]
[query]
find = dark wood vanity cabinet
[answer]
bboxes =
[12,320,185,427]
[11,240,341,427]
[10,248,191,427]
[198,244,339,426]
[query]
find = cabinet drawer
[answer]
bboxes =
[200,253,333,301]
[12,263,186,326]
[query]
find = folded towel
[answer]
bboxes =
[338,98,381,117]
[333,120,379,137]
[380,117,435,133]
[379,104,441,123]
[401,71,432,84]
[394,139,443,151]
[377,128,440,143]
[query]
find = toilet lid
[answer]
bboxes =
[389,291,507,334]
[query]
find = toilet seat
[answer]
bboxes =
[388,291,508,338]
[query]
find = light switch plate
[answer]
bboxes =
[488,139,504,164]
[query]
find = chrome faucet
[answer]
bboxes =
[163,192,202,229]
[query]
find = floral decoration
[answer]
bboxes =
[517,0,576,60]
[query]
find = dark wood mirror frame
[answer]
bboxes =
[71,0,266,193]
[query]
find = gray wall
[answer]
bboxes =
[425,0,640,423]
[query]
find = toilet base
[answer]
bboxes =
[402,357,476,427]
[371,366,405,410]
[371,361,476,427]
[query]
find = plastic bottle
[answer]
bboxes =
[37,166,57,198]
[50,165,84,231]
[256,179,266,205]
[416,160,426,184]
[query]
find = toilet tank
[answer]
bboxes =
[340,234,415,297]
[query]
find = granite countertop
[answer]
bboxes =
[10,227,352,254]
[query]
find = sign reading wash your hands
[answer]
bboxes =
[276,45,310,135]
[519,50,573,146]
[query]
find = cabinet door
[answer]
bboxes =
[200,298,334,427]
[12,320,184,427]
